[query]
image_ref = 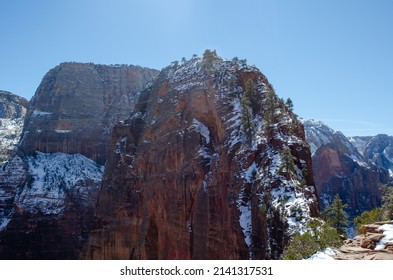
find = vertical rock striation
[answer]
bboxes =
[19,62,159,165]
[83,55,318,260]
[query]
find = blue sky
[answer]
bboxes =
[1,0,392,136]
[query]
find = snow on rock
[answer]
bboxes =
[303,119,372,168]
[375,223,393,250]
[351,135,393,178]
[31,110,52,117]
[270,179,311,235]
[308,248,339,260]
[0,216,10,231]
[237,163,257,256]
[302,119,334,155]
[349,136,369,155]
[0,117,25,165]
[190,118,211,144]
[14,152,103,215]
[55,129,71,134]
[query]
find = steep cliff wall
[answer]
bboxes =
[82,55,318,260]
[19,63,158,165]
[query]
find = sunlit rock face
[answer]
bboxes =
[83,56,318,260]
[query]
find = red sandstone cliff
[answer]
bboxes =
[82,54,318,260]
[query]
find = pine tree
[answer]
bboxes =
[263,88,276,133]
[285,98,294,111]
[324,194,348,236]
[354,207,382,233]
[244,80,257,106]
[278,147,296,180]
[201,49,220,74]
[241,94,254,145]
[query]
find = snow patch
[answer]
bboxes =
[14,152,103,215]
[0,217,10,231]
[308,248,338,260]
[190,118,210,144]
[32,110,52,117]
[0,117,25,164]
[375,223,393,250]
[237,163,257,258]
[55,130,71,134]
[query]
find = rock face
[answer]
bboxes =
[19,62,159,165]
[0,63,158,259]
[303,120,389,219]
[0,153,103,259]
[350,135,393,178]
[0,91,28,165]
[82,56,318,260]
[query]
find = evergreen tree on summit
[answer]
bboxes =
[285,98,294,111]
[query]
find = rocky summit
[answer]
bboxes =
[19,62,159,165]
[303,119,389,220]
[81,54,318,260]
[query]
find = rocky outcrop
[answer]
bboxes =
[82,55,318,260]
[303,120,389,219]
[334,221,393,260]
[0,63,158,259]
[19,62,159,165]
[0,91,28,165]
[350,135,393,178]
[0,90,28,119]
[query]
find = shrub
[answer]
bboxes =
[282,220,342,260]
[353,207,382,233]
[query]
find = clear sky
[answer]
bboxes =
[1,0,392,136]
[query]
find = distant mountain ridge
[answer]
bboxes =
[350,134,393,178]
[303,119,390,220]
[0,91,28,165]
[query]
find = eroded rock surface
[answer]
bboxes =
[334,221,393,260]
[19,62,158,165]
[82,56,318,260]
